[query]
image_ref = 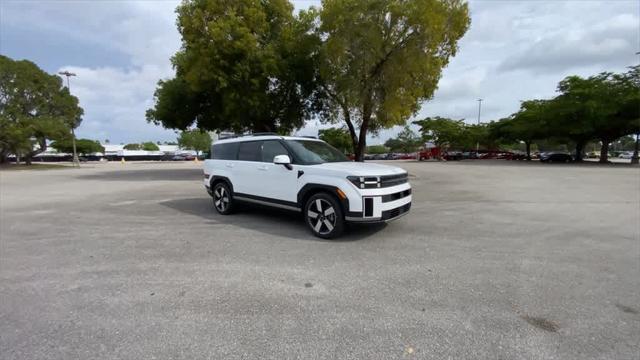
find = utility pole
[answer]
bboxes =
[58,71,79,167]
[476,98,483,153]
[632,51,640,165]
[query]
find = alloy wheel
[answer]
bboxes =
[307,198,337,235]
[214,186,229,212]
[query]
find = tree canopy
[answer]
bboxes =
[177,129,212,155]
[318,0,470,160]
[51,138,104,155]
[147,0,470,161]
[488,66,640,162]
[146,0,321,134]
[123,143,141,150]
[413,116,466,149]
[384,126,422,153]
[141,142,160,151]
[318,127,352,154]
[0,55,83,164]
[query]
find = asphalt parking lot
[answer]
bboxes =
[1,161,638,359]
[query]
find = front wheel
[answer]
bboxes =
[212,182,234,215]
[304,193,345,239]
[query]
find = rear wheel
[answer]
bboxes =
[304,193,344,239]
[212,182,234,215]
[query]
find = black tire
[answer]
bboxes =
[304,193,345,239]
[212,182,234,215]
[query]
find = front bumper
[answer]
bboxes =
[345,185,412,223]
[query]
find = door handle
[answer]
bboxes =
[225,163,234,168]
[258,165,268,171]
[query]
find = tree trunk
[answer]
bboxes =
[355,98,373,162]
[574,140,585,162]
[341,105,359,159]
[24,138,47,166]
[599,140,610,163]
[355,135,367,162]
[631,133,639,165]
[525,141,531,161]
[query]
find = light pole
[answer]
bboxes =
[476,98,483,152]
[58,71,79,167]
[632,52,640,164]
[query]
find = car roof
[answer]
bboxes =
[214,135,322,144]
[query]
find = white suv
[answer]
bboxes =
[203,134,412,238]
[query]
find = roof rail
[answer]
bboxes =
[218,134,239,140]
[299,135,317,139]
[247,132,279,137]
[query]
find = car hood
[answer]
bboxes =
[310,161,407,176]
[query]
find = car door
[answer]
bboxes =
[232,141,264,196]
[256,140,300,206]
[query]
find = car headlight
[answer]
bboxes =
[347,176,380,189]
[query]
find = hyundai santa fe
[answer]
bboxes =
[203,134,412,238]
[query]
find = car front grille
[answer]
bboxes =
[381,202,411,221]
[381,188,412,203]
[379,173,409,188]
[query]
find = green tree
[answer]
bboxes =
[490,100,552,160]
[318,127,352,154]
[317,0,470,160]
[0,55,83,164]
[460,123,497,151]
[385,126,422,153]
[177,130,212,156]
[123,143,141,150]
[383,138,404,153]
[146,0,321,134]
[613,135,637,151]
[554,67,640,163]
[366,145,388,154]
[141,142,160,151]
[51,138,104,155]
[413,117,466,158]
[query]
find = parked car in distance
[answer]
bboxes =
[443,151,463,161]
[398,153,416,160]
[539,152,573,163]
[172,154,196,161]
[618,152,634,159]
[203,134,412,238]
[384,153,403,160]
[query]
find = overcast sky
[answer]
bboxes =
[1,0,638,144]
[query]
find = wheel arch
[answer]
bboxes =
[210,176,234,194]
[297,183,349,215]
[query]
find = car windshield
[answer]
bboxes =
[286,140,349,164]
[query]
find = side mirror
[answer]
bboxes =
[273,154,293,170]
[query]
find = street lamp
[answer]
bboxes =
[58,71,79,167]
[632,52,639,165]
[476,98,483,152]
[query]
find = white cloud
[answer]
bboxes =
[2,0,638,144]
[62,64,177,143]
[2,0,181,143]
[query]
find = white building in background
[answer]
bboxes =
[210,131,236,142]
[101,144,196,158]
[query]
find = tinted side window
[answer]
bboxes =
[212,143,239,160]
[261,140,288,162]
[237,141,262,162]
